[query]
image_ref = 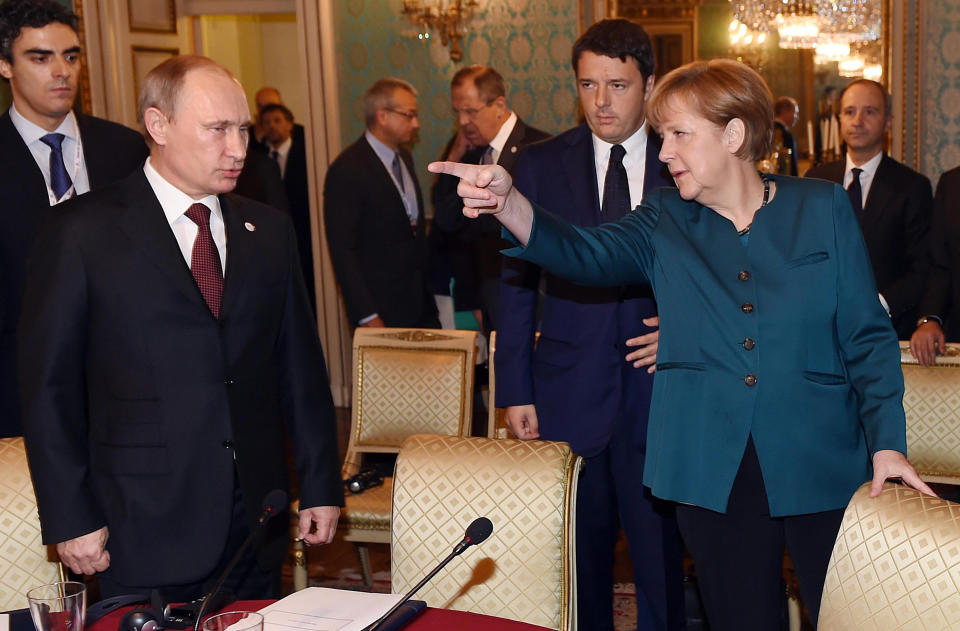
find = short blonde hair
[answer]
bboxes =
[138,55,235,143]
[647,59,774,162]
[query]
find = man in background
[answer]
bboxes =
[19,54,342,600]
[0,0,148,437]
[324,78,439,328]
[496,18,685,631]
[259,102,314,309]
[432,65,549,333]
[773,95,799,175]
[806,79,932,339]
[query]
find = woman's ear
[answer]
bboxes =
[724,118,746,155]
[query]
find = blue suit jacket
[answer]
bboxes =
[506,175,906,516]
[496,124,670,457]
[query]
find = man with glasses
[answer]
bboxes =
[324,77,440,328]
[432,65,549,333]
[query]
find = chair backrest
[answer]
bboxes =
[0,437,63,611]
[487,331,539,440]
[819,481,960,630]
[342,328,477,477]
[391,434,582,631]
[900,342,960,484]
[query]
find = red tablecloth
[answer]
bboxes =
[87,599,552,631]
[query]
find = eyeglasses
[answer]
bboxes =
[451,102,494,121]
[384,107,419,120]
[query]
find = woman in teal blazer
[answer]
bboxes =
[430,59,933,630]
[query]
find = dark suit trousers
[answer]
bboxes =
[575,408,686,631]
[676,439,843,631]
[97,473,280,602]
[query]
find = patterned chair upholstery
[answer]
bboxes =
[819,481,960,630]
[340,328,476,585]
[391,434,582,631]
[900,342,960,484]
[0,437,64,611]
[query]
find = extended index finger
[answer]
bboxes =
[428,160,476,180]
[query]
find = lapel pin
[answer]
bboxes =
[510,146,517,153]
[244,222,256,232]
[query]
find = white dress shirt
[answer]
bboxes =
[143,158,227,273]
[268,135,293,179]
[844,150,883,208]
[10,103,90,204]
[592,123,649,210]
[364,130,419,224]
[487,111,518,165]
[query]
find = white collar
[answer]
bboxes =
[845,150,883,178]
[10,103,79,145]
[143,157,222,224]
[268,135,293,158]
[591,123,649,163]
[488,111,518,157]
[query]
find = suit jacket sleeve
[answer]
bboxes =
[877,171,933,319]
[495,153,542,408]
[275,216,344,508]
[832,184,907,455]
[18,216,105,544]
[916,173,952,319]
[323,157,377,324]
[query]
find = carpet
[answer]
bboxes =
[612,583,638,631]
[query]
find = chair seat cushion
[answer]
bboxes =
[341,477,394,531]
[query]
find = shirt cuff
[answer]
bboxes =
[358,313,379,325]
[878,293,891,316]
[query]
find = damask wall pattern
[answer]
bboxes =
[333,0,580,213]
[923,0,960,183]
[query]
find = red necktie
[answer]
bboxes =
[185,203,223,318]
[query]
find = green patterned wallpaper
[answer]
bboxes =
[333,0,579,213]
[923,0,960,183]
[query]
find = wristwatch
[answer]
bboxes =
[916,315,943,328]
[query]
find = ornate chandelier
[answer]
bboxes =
[399,0,480,62]
[729,0,881,50]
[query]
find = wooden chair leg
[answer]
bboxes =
[354,542,373,588]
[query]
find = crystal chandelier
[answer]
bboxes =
[775,2,820,49]
[729,0,881,50]
[400,0,480,62]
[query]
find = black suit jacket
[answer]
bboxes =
[774,120,799,176]
[918,167,960,340]
[18,171,343,586]
[0,110,148,438]
[431,118,550,326]
[806,154,933,338]
[323,135,439,327]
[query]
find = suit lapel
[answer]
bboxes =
[359,137,412,233]
[76,114,106,188]
[863,155,895,219]
[0,111,49,207]
[220,195,252,317]
[116,172,209,311]
[562,125,602,225]
[497,119,527,173]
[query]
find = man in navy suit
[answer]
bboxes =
[0,0,148,438]
[496,19,685,631]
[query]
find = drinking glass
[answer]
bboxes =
[200,611,264,631]
[25,581,86,631]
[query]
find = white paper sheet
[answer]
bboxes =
[0,613,9,631]
[258,588,403,631]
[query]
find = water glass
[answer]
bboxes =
[25,581,86,631]
[200,611,264,631]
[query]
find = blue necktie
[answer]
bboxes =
[40,133,72,200]
[391,152,405,193]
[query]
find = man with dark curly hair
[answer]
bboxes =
[0,0,147,437]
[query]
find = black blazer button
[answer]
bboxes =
[224,378,235,386]
[222,440,234,449]
[738,270,751,281]
[741,303,754,314]
[743,338,756,350]
[744,374,757,386]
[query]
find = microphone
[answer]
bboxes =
[191,489,288,631]
[362,517,494,631]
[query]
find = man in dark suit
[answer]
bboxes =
[258,103,314,309]
[496,19,684,631]
[324,78,439,328]
[910,166,960,363]
[432,65,549,333]
[0,0,148,438]
[806,79,933,339]
[773,96,799,176]
[18,55,342,600]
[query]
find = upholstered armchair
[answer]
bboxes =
[339,328,477,586]
[391,434,582,631]
[0,437,64,611]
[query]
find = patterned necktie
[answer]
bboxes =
[40,133,72,200]
[185,203,224,318]
[392,152,405,193]
[601,144,630,220]
[480,146,494,165]
[847,167,864,216]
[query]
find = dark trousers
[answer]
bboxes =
[676,439,843,631]
[98,478,280,603]
[575,419,686,631]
